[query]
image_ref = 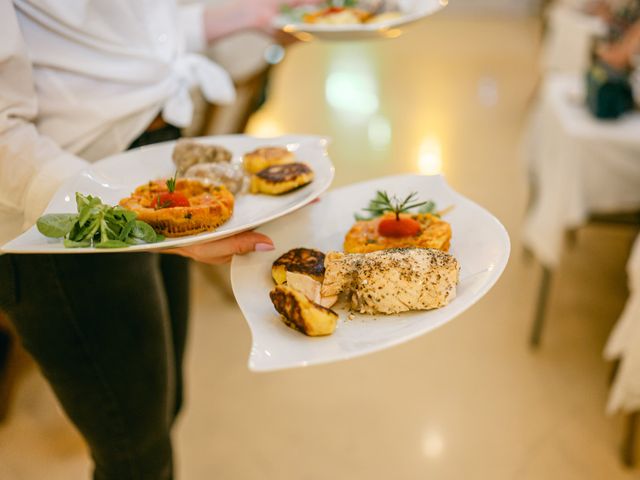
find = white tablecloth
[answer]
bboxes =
[522,73,640,267]
[605,234,640,413]
[542,3,607,74]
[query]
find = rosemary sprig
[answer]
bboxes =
[355,190,436,221]
[166,171,178,193]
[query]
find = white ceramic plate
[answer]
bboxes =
[231,174,510,372]
[1,135,334,254]
[273,0,447,41]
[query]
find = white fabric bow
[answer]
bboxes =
[162,53,236,127]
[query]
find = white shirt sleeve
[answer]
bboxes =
[0,2,88,228]
[179,2,208,53]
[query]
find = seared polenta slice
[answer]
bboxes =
[243,146,294,174]
[250,163,314,195]
[344,213,452,254]
[271,248,325,285]
[269,285,338,336]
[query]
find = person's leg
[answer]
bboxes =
[1,253,176,480]
[159,254,190,421]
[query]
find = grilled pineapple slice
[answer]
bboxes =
[250,163,314,195]
[243,146,294,174]
[271,248,325,285]
[270,285,338,336]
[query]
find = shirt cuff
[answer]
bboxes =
[23,154,89,227]
[180,3,207,53]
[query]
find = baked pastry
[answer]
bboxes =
[250,163,314,195]
[243,146,294,174]
[119,178,234,237]
[322,248,459,315]
[344,213,451,254]
[270,285,338,336]
[271,248,325,285]
[172,139,232,175]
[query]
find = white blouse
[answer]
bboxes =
[0,0,236,247]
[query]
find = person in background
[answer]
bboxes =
[597,16,640,69]
[585,0,640,68]
[0,1,319,479]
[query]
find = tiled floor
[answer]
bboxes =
[1,13,638,480]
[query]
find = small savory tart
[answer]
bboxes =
[271,247,325,285]
[250,163,314,195]
[344,212,452,254]
[243,146,295,174]
[119,178,234,237]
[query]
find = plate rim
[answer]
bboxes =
[230,173,511,372]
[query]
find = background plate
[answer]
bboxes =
[273,0,447,41]
[231,174,510,372]
[2,135,334,254]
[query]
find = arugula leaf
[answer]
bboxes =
[63,238,91,248]
[36,214,78,238]
[117,219,135,242]
[131,221,160,243]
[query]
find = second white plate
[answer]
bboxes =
[2,135,334,254]
[231,174,510,372]
[273,0,447,41]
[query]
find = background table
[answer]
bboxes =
[523,73,640,268]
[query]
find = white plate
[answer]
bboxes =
[1,135,334,254]
[273,0,447,41]
[231,174,510,372]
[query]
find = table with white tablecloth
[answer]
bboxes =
[523,73,640,268]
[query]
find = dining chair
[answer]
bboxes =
[529,212,640,348]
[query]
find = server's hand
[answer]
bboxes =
[165,231,274,265]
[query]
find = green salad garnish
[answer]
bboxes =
[37,193,164,248]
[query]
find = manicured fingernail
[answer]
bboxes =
[255,243,275,252]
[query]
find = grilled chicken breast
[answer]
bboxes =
[322,248,459,315]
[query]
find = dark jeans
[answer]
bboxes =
[0,124,187,480]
